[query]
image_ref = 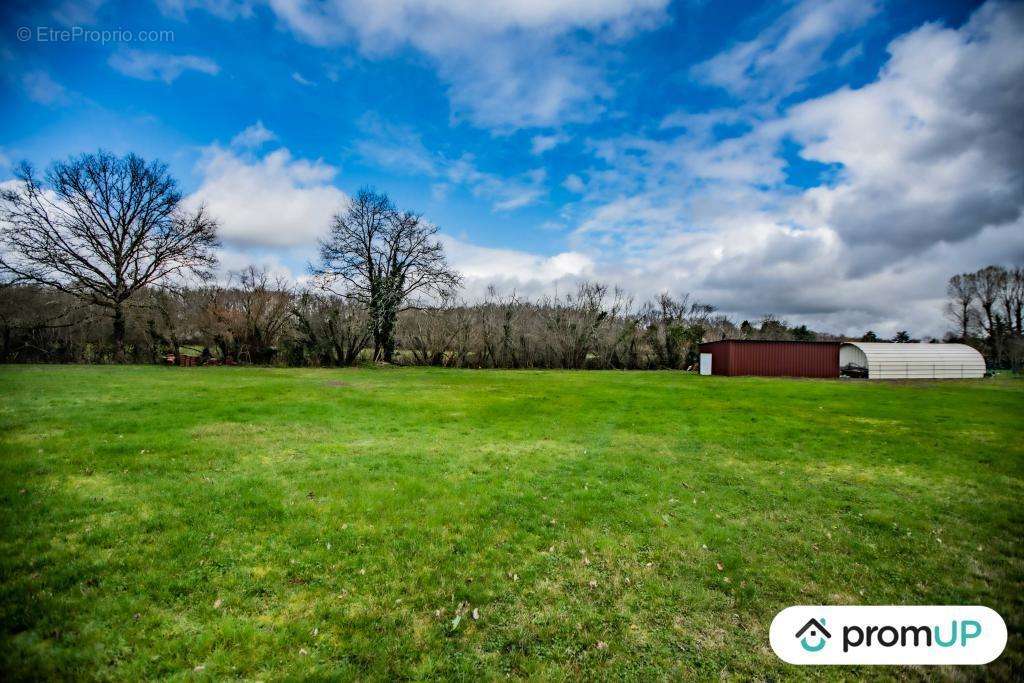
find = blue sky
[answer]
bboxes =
[2,0,1021,336]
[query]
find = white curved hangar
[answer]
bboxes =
[839,342,986,379]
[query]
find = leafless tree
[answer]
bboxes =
[1000,267,1023,336]
[234,266,293,364]
[642,293,713,369]
[539,283,630,369]
[291,290,370,366]
[402,293,471,366]
[475,288,532,368]
[973,265,1009,362]
[0,282,93,362]
[945,272,978,340]
[973,266,1006,337]
[145,286,196,364]
[194,283,238,361]
[0,152,219,361]
[314,189,461,363]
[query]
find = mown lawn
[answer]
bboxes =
[0,365,1021,680]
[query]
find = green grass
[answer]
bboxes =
[1,366,1021,680]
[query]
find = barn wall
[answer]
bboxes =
[699,341,840,378]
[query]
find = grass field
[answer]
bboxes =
[1,366,1021,679]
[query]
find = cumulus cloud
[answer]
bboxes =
[185,131,346,249]
[786,1,1024,268]
[166,0,669,129]
[566,1,1024,337]
[180,126,591,296]
[441,234,595,300]
[108,50,220,83]
[230,121,275,149]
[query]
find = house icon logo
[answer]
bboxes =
[795,618,831,652]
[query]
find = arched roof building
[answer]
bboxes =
[839,342,986,379]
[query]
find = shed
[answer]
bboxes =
[698,340,840,378]
[839,342,985,379]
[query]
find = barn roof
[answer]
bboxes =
[841,342,984,359]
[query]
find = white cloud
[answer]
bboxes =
[784,0,1024,267]
[562,174,585,194]
[22,71,71,106]
[291,71,315,86]
[230,121,275,149]
[564,1,1024,337]
[692,0,879,100]
[441,234,595,300]
[185,137,346,248]
[170,0,670,129]
[181,127,587,296]
[531,133,569,155]
[108,50,220,83]
[213,246,302,284]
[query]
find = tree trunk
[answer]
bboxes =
[1,324,10,363]
[112,302,127,363]
[380,313,397,363]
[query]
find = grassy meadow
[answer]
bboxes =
[1,365,1021,679]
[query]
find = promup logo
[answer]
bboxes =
[770,606,1006,665]
[795,618,830,652]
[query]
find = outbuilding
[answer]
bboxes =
[839,342,985,379]
[698,340,840,378]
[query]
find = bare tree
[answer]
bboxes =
[539,283,631,369]
[642,293,713,369]
[402,293,470,367]
[973,266,1007,337]
[313,189,461,363]
[1000,267,1023,336]
[234,266,293,364]
[145,286,196,364]
[0,152,218,361]
[475,287,534,368]
[291,290,370,366]
[945,272,977,340]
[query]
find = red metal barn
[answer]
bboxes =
[698,340,840,378]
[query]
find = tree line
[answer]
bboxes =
[1,272,837,369]
[1,150,1018,369]
[945,265,1024,370]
